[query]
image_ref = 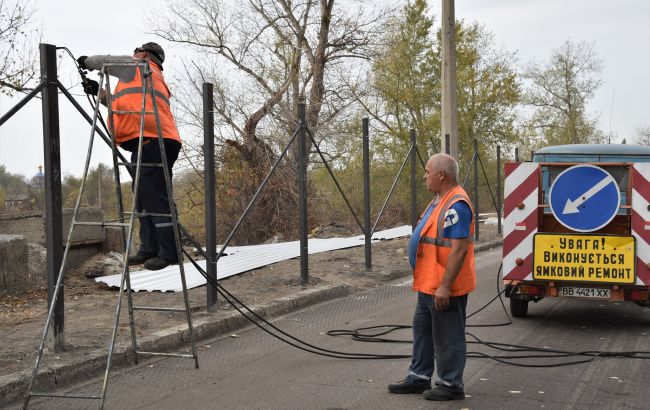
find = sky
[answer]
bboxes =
[0,0,648,178]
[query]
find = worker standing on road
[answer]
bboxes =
[388,153,476,401]
[77,42,182,271]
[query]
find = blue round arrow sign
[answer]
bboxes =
[549,164,620,232]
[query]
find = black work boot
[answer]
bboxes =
[423,386,465,401]
[144,256,178,271]
[127,251,157,265]
[387,379,431,394]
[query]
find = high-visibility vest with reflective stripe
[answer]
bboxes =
[412,185,476,296]
[112,60,181,145]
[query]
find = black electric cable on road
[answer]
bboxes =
[183,248,650,367]
[325,262,650,367]
[326,263,511,345]
[183,250,410,360]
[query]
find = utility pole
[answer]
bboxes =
[441,0,458,159]
[41,43,64,350]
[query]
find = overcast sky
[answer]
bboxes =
[0,0,648,178]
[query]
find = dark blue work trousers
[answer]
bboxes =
[405,292,468,392]
[126,138,181,262]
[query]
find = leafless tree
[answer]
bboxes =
[0,0,38,94]
[149,0,388,243]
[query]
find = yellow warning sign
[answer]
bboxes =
[533,234,635,284]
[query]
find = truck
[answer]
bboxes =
[502,144,650,317]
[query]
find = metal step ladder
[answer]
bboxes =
[23,59,199,410]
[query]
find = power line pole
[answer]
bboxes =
[441,0,458,159]
[40,43,64,350]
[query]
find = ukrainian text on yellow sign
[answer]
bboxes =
[533,234,635,284]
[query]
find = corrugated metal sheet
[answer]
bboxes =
[95,225,411,292]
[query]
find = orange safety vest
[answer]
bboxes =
[111,60,181,145]
[412,185,476,296]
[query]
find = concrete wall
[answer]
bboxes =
[0,209,109,294]
[0,234,39,295]
[0,208,105,245]
[0,211,43,243]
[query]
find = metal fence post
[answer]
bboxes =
[41,43,64,350]
[515,147,519,163]
[496,145,502,235]
[362,118,371,271]
[410,129,417,232]
[298,102,309,286]
[473,139,479,242]
[203,82,217,312]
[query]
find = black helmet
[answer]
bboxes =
[135,42,165,67]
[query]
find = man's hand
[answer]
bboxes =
[77,56,89,70]
[434,285,451,311]
[83,79,99,96]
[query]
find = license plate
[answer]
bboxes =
[558,286,611,299]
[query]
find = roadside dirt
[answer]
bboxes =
[0,224,500,379]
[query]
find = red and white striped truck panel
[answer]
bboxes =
[631,163,650,285]
[503,162,539,281]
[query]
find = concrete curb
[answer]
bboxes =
[0,239,503,406]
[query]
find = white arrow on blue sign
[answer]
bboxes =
[549,164,620,232]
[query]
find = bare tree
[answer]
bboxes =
[149,0,387,243]
[0,0,38,94]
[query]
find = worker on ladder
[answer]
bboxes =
[77,42,182,271]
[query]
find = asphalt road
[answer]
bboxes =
[13,248,650,409]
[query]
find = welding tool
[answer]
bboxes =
[73,55,99,95]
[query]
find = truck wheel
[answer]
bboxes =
[510,297,529,318]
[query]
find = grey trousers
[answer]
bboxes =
[405,292,468,392]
